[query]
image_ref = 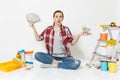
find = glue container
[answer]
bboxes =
[100,61,108,71]
[25,50,34,68]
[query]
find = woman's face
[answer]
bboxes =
[53,12,64,26]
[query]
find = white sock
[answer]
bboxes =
[40,63,58,68]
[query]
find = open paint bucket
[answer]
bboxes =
[100,32,108,41]
[100,61,108,71]
[108,61,117,73]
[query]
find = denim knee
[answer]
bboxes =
[34,52,44,61]
[34,52,53,64]
[73,60,81,69]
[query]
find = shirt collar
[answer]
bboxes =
[49,24,64,30]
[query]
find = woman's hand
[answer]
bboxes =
[79,32,92,36]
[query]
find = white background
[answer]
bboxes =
[0,1,120,80]
[0,0,120,61]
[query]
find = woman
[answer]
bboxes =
[29,10,90,69]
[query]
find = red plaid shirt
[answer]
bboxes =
[39,25,73,57]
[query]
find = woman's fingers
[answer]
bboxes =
[81,32,92,36]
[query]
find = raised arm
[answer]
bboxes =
[71,32,91,46]
[29,22,40,41]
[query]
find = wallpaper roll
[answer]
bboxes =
[26,13,40,23]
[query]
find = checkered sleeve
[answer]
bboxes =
[39,28,47,41]
[67,28,73,43]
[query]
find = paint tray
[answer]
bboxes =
[0,61,21,72]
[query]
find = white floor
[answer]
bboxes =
[0,60,120,80]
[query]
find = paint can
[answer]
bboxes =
[25,50,34,68]
[108,61,117,73]
[100,32,108,41]
[100,61,108,71]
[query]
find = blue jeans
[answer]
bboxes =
[34,52,81,70]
